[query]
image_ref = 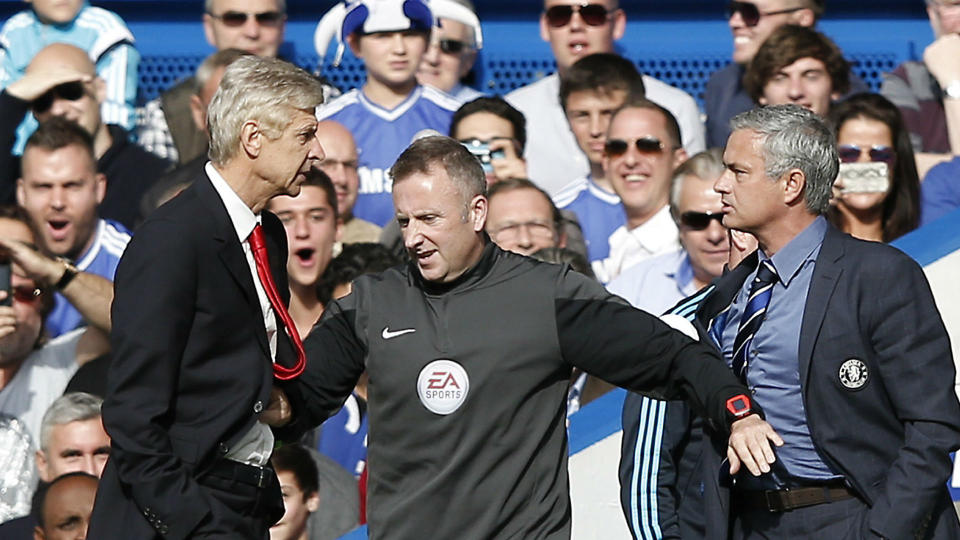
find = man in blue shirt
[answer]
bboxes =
[697,104,960,539]
[920,155,960,225]
[608,149,728,315]
[16,117,129,338]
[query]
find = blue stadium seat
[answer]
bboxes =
[137,51,898,110]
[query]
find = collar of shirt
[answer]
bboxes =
[205,162,261,241]
[585,175,620,203]
[73,219,104,268]
[763,216,828,287]
[626,205,678,254]
[668,251,696,293]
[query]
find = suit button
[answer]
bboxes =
[218,442,229,454]
[253,400,263,413]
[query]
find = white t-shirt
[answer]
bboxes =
[0,329,83,451]
[506,73,706,197]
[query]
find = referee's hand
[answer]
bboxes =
[727,414,784,476]
[261,387,292,427]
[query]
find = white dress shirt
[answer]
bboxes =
[591,205,680,284]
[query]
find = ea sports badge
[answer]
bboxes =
[838,358,869,390]
[417,360,469,415]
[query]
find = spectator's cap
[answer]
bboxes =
[430,0,483,49]
[342,0,433,40]
[323,0,434,65]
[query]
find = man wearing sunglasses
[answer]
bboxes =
[698,104,960,539]
[505,0,705,198]
[0,43,172,230]
[704,0,866,148]
[590,98,687,284]
[0,0,139,137]
[609,149,729,316]
[139,0,332,168]
[416,0,484,103]
[882,0,960,178]
[0,206,113,510]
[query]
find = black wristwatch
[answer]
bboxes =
[54,259,79,291]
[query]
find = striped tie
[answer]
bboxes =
[731,260,778,381]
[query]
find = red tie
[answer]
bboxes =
[248,224,307,380]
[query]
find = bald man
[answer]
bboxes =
[34,472,99,540]
[0,43,172,228]
[316,120,381,244]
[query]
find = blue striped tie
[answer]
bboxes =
[732,260,778,381]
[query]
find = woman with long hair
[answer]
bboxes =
[827,93,921,242]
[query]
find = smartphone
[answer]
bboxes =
[0,262,11,307]
[462,140,506,174]
[837,162,889,194]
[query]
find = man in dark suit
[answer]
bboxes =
[694,104,960,539]
[87,56,326,540]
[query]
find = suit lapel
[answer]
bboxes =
[195,174,273,358]
[798,226,845,386]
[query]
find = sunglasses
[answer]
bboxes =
[207,10,284,27]
[727,1,804,27]
[31,81,85,115]
[544,3,611,28]
[604,136,669,157]
[837,144,895,164]
[438,39,469,54]
[679,211,724,230]
[10,285,42,304]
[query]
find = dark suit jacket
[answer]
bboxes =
[694,225,960,540]
[87,171,296,540]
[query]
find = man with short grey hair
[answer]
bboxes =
[278,134,780,539]
[691,104,960,539]
[90,56,325,540]
[36,392,110,483]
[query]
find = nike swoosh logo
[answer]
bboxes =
[382,327,416,340]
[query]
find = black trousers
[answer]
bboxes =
[190,467,285,539]
[733,497,874,540]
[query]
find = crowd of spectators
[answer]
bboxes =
[0,0,958,538]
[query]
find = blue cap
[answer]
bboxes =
[340,0,433,42]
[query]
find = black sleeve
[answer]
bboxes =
[553,267,747,434]
[276,292,368,441]
[0,90,27,205]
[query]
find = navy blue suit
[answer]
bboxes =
[691,225,960,539]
